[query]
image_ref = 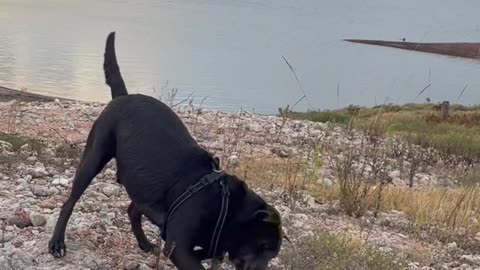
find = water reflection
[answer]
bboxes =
[0,0,480,114]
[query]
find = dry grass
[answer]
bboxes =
[402,242,433,265]
[314,185,480,233]
[234,156,480,235]
[229,156,316,194]
[280,232,407,270]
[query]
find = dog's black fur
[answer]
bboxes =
[48,32,283,270]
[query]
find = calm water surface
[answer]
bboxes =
[1,0,480,114]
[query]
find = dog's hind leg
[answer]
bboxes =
[128,202,160,254]
[48,125,113,258]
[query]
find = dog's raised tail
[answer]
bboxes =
[104,32,128,99]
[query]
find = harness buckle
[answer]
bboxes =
[221,180,230,196]
[187,185,196,195]
[200,177,210,186]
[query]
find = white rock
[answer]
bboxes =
[392,178,407,187]
[0,140,13,153]
[318,178,333,187]
[30,162,47,178]
[104,168,116,176]
[475,232,480,241]
[52,177,70,187]
[32,186,52,197]
[247,122,262,132]
[26,156,38,162]
[461,255,480,264]
[44,148,56,156]
[102,184,120,197]
[0,233,14,243]
[30,212,47,227]
[388,170,401,179]
[446,242,457,252]
[125,261,139,270]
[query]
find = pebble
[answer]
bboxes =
[102,184,120,197]
[29,212,47,227]
[52,177,70,187]
[8,208,32,228]
[0,233,14,243]
[0,140,13,152]
[32,186,52,197]
[138,264,152,270]
[447,242,458,252]
[30,162,47,178]
[26,156,38,162]
[125,261,139,270]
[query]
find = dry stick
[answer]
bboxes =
[166,88,178,107]
[456,83,469,103]
[231,107,244,155]
[155,247,162,270]
[336,81,340,108]
[205,111,220,135]
[158,241,176,270]
[415,83,432,100]
[290,95,306,110]
[445,189,468,229]
[49,128,79,152]
[7,101,20,134]
[192,96,209,136]
[1,218,5,248]
[172,91,196,108]
[281,56,312,109]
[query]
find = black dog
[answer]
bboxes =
[48,32,284,270]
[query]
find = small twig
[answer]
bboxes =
[290,95,306,110]
[192,96,209,135]
[49,128,79,151]
[282,56,312,109]
[1,218,5,248]
[456,83,469,103]
[205,111,220,135]
[159,241,176,270]
[415,83,432,99]
[336,81,340,108]
[172,91,196,108]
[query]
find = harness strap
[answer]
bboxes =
[166,173,219,217]
[162,169,229,258]
[208,180,229,257]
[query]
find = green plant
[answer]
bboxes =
[280,232,407,270]
[0,132,44,152]
[288,110,351,124]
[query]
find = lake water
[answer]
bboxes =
[1,0,480,114]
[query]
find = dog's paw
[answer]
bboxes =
[139,242,161,255]
[48,238,66,258]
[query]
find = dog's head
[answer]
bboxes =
[228,205,285,270]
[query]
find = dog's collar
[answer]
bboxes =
[162,168,230,258]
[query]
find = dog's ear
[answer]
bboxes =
[211,156,221,171]
[214,157,221,169]
[254,206,281,226]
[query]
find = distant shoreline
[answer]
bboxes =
[0,86,74,103]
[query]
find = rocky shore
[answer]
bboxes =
[1,95,479,269]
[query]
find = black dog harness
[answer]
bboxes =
[162,167,230,258]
